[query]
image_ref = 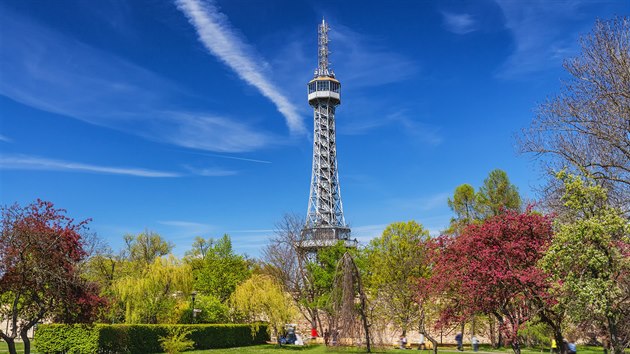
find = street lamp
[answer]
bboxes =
[191,291,197,324]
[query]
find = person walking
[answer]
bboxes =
[455,332,463,351]
[472,335,479,352]
[418,334,426,350]
[400,332,408,349]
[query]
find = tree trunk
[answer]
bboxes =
[494,313,504,348]
[608,316,624,354]
[0,332,17,354]
[511,341,521,354]
[553,330,566,354]
[5,338,17,354]
[359,293,371,353]
[21,329,31,354]
[419,309,439,354]
[488,316,497,348]
[461,321,466,350]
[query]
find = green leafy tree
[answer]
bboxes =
[540,172,630,354]
[364,221,431,334]
[123,230,173,266]
[476,169,522,218]
[231,274,298,340]
[447,184,479,234]
[195,234,251,302]
[184,236,214,273]
[176,294,229,324]
[113,256,193,323]
[306,241,355,315]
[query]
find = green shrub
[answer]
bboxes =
[34,324,99,354]
[34,323,269,354]
[159,327,194,354]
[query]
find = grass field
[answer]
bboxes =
[184,344,608,354]
[0,342,610,354]
[0,341,39,354]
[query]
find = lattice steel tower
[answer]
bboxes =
[301,19,353,251]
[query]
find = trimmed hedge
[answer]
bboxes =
[34,323,269,354]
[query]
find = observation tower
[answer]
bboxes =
[300,19,354,251]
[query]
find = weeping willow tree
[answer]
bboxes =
[231,274,298,341]
[113,255,192,323]
[329,252,372,352]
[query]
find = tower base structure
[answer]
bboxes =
[299,226,356,252]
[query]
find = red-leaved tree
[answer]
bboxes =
[0,200,105,354]
[427,209,556,354]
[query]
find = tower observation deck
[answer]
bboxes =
[301,19,355,252]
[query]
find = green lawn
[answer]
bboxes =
[0,342,610,354]
[0,341,40,354]
[182,344,609,354]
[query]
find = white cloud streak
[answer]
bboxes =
[175,0,305,135]
[0,134,11,143]
[442,12,477,35]
[329,23,418,88]
[182,164,237,176]
[0,7,273,153]
[494,0,588,78]
[341,110,442,146]
[0,155,181,177]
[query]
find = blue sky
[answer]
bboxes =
[1,0,627,257]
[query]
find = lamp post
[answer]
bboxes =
[191,291,197,324]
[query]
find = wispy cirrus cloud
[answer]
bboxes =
[174,0,305,135]
[0,154,181,177]
[0,6,272,153]
[442,12,477,35]
[158,220,215,237]
[328,23,418,88]
[387,192,451,213]
[351,224,388,244]
[494,0,591,78]
[182,164,237,176]
[341,109,442,146]
[0,134,11,143]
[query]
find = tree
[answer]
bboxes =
[364,221,431,335]
[430,209,555,354]
[330,252,372,352]
[519,17,630,212]
[113,256,192,324]
[0,200,104,354]
[475,169,522,218]
[306,240,360,335]
[195,234,251,302]
[231,274,298,341]
[447,184,478,231]
[540,172,630,354]
[123,230,173,265]
[262,214,322,334]
[184,236,213,273]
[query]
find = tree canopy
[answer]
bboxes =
[520,16,630,212]
[0,200,104,354]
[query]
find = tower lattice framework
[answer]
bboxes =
[301,19,354,251]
